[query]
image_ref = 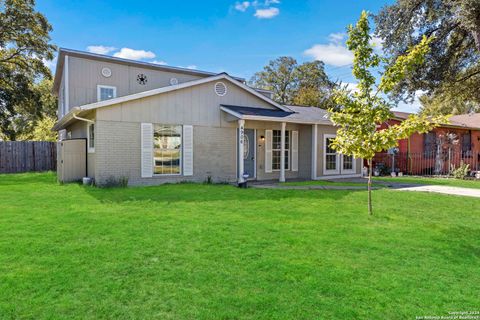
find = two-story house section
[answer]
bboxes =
[52,48,362,186]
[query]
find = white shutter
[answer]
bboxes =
[291,130,298,172]
[141,123,153,178]
[265,130,273,173]
[183,125,193,176]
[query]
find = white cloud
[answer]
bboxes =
[113,48,156,60]
[343,82,358,92]
[234,1,250,12]
[304,43,354,67]
[151,60,167,65]
[43,57,57,70]
[234,1,280,19]
[254,7,279,19]
[370,35,383,51]
[328,32,346,44]
[178,65,197,70]
[394,91,424,113]
[86,45,116,55]
[304,32,384,67]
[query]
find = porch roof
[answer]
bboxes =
[220,104,333,125]
[221,105,294,117]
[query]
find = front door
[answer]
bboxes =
[243,129,255,179]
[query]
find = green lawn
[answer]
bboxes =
[374,176,480,189]
[1,172,479,319]
[282,180,369,187]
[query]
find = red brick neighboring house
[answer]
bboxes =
[371,112,480,175]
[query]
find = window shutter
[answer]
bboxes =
[265,130,273,173]
[141,123,153,178]
[183,125,194,176]
[291,130,298,172]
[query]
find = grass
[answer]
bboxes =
[282,180,368,187]
[374,176,480,189]
[1,172,479,319]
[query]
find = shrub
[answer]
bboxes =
[101,176,129,188]
[451,161,470,180]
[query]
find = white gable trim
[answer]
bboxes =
[54,74,291,131]
[85,74,287,112]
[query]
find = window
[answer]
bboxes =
[272,130,289,170]
[424,132,436,158]
[154,125,182,175]
[343,154,354,171]
[87,123,95,152]
[97,85,117,102]
[462,132,472,158]
[325,136,337,172]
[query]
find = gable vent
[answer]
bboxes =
[170,77,178,85]
[214,82,227,97]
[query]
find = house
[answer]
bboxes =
[52,48,362,186]
[371,111,480,175]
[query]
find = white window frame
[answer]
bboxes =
[97,85,117,102]
[87,123,95,153]
[272,129,290,171]
[153,124,182,176]
[340,153,356,174]
[323,134,339,175]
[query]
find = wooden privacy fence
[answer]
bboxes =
[0,141,56,173]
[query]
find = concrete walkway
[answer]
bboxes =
[393,185,480,198]
[251,179,480,198]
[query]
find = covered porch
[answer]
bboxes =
[221,104,335,184]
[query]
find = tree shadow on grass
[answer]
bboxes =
[0,171,57,186]
[434,225,480,262]
[82,183,365,205]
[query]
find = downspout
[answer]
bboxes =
[73,114,94,124]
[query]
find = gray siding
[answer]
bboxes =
[67,56,205,108]
[96,80,276,125]
[298,125,312,179]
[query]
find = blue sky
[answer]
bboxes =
[38,0,419,111]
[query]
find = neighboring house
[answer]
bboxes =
[52,48,362,186]
[372,111,480,174]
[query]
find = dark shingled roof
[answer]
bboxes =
[221,105,294,118]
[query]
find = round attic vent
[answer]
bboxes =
[214,82,227,97]
[101,67,112,78]
[170,77,178,85]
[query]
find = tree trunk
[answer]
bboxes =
[368,159,373,215]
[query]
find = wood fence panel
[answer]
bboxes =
[0,141,56,173]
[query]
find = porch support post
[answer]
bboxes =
[280,122,286,182]
[311,124,318,180]
[238,119,245,184]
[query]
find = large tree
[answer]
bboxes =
[16,79,58,141]
[249,57,335,107]
[329,11,444,215]
[374,0,480,115]
[0,0,56,140]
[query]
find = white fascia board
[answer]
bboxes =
[76,73,289,113]
[220,107,333,125]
